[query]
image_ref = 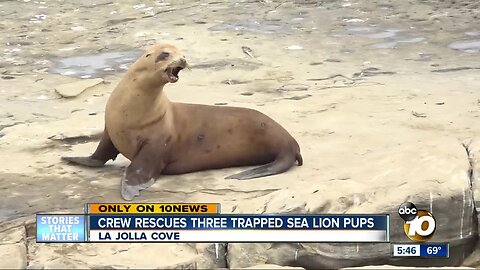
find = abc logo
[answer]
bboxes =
[398,202,436,242]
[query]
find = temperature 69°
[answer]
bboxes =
[427,246,441,255]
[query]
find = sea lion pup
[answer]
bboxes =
[62,43,303,201]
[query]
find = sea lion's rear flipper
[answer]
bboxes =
[225,151,302,180]
[121,143,164,201]
[61,129,119,167]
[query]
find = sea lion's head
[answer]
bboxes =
[131,43,188,88]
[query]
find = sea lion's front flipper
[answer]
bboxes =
[62,129,119,167]
[121,143,164,201]
[121,172,156,201]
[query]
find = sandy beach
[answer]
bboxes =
[0,0,479,268]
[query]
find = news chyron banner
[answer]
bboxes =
[36,203,390,243]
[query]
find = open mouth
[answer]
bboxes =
[166,66,184,83]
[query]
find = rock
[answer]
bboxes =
[244,264,305,269]
[0,223,27,269]
[0,215,225,269]
[48,132,102,144]
[227,243,269,267]
[55,78,104,98]
[465,139,480,216]
[286,45,303,50]
[276,84,309,92]
[26,240,226,269]
[341,266,475,269]
[190,59,260,71]
[285,94,312,100]
[222,79,250,85]
[0,225,25,244]
[463,241,480,268]
[227,137,479,269]
[0,0,480,269]
[0,243,27,269]
[228,243,304,269]
[2,109,478,269]
[461,139,480,269]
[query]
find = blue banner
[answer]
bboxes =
[420,243,449,257]
[88,214,389,230]
[36,214,85,242]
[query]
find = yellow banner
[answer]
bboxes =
[87,203,220,214]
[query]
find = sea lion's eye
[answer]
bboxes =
[145,53,151,58]
[156,52,170,62]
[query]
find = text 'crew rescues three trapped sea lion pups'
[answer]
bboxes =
[62,44,303,201]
